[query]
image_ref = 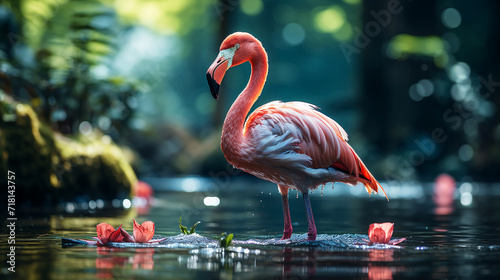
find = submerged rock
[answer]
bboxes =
[0,96,137,208]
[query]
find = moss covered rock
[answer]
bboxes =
[0,95,137,208]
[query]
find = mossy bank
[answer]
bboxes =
[0,95,137,208]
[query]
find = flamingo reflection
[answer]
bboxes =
[433,174,456,216]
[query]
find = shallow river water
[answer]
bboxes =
[1,177,500,279]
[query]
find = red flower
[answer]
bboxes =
[133,219,155,243]
[363,222,406,245]
[76,220,166,246]
[118,219,166,244]
[94,223,124,245]
[369,223,394,244]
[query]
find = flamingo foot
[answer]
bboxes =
[307,228,317,241]
[282,227,293,240]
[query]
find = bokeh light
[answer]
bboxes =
[458,144,474,162]
[409,79,434,101]
[203,196,220,207]
[241,0,263,16]
[282,23,306,46]
[314,6,345,33]
[442,8,462,29]
[79,121,93,136]
[450,83,470,101]
[122,198,132,209]
[448,62,470,83]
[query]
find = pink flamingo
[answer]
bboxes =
[206,32,387,241]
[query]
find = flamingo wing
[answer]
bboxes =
[244,101,384,197]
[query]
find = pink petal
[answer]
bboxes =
[108,225,124,243]
[371,228,387,244]
[368,223,394,244]
[133,219,155,243]
[147,237,167,243]
[91,237,104,246]
[388,238,406,245]
[120,227,136,243]
[380,223,394,243]
[96,223,115,245]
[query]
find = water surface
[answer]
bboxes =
[2,177,500,279]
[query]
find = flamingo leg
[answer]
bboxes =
[281,192,293,239]
[278,185,293,239]
[302,191,317,241]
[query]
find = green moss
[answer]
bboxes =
[54,133,137,200]
[0,95,137,207]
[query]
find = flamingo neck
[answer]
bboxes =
[221,45,268,156]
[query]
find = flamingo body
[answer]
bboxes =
[207,32,386,241]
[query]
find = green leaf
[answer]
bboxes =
[189,221,201,234]
[179,216,188,235]
[226,233,233,246]
[219,232,234,249]
[179,216,200,235]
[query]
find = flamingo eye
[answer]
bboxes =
[235,43,240,50]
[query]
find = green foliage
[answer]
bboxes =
[178,216,201,235]
[1,0,143,136]
[108,0,216,36]
[219,232,233,249]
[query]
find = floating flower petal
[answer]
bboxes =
[369,223,394,244]
[133,219,155,243]
[96,223,124,245]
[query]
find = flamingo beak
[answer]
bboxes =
[206,56,229,100]
[206,44,239,100]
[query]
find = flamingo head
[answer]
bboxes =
[206,32,262,99]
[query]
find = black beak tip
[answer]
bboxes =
[206,72,220,100]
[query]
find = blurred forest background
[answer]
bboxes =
[1,0,499,195]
